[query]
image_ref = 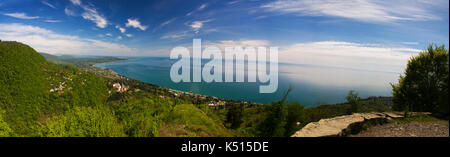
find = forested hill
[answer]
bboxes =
[0,41,115,136]
[0,41,234,137]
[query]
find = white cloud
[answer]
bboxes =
[70,0,81,6]
[115,25,126,33]
[42,1,56,9]
[105,33,113,37]
[190,19,213,33]
[198,4,208,10]
[0,23,136,56]
[80,7,108,28]
[278,41,421,73]
[117,36,122,40]
[261,0,443,23]
[3,13,39,20]
[69,0,108,28]
[64,7,77,16]
[194,39,419,73]
[125,34,133,37]
[400,42,420,45]
[125,18,148,31]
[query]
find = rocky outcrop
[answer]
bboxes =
[291,112,430,137]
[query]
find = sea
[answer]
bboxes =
[94,57,399,107]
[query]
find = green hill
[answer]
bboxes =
[0,41,116,136]
[0,41,234,137]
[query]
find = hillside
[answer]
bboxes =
[0,41,233,137]
[0,41,113,136]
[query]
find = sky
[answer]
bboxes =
[0,0,449,73]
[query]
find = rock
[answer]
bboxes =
[291,112,406,137]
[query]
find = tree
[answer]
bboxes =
[391,44,449,115]
[225,103,244,129]
[284,102,306,136]
[346,90,361,114]
[257,88,291,137]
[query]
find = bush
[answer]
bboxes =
[35,106,126,137]
[0,110,14,137]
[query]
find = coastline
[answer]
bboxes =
[91,58,263,107]
[90,58,393,108]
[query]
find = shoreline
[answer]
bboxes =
[91,59,263,107]
[91,58,393,108]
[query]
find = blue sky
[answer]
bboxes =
[0,0,449,72]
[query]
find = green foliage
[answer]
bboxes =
[0,41,110,136]
[256,88,291,137]
[391,44,449,115]
[0,110,14,137]
[35,106,125,137]
[165,104,233,137]
[346,90,361,114]
[109,92,173,137]
[0,41,48,134]
[284,102,307,136]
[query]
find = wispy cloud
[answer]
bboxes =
[186,3,208,16]
[70,0,81,6]
[44,20,62,23]
[205,40,270,48]
[69,0,108,28]
[0,23,136,56]
[161,31,189,40]
[126,18,148,31]
[2,12,39,20]
[41,1,56,9]
[160,18,176,27]
[228,1,241,5]
[261,0,444,23]
[189,19,213,33]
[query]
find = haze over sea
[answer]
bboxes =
[95,57,398,106]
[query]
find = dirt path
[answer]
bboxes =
[351,120,449,137]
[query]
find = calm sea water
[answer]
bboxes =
[95,57,398,106]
